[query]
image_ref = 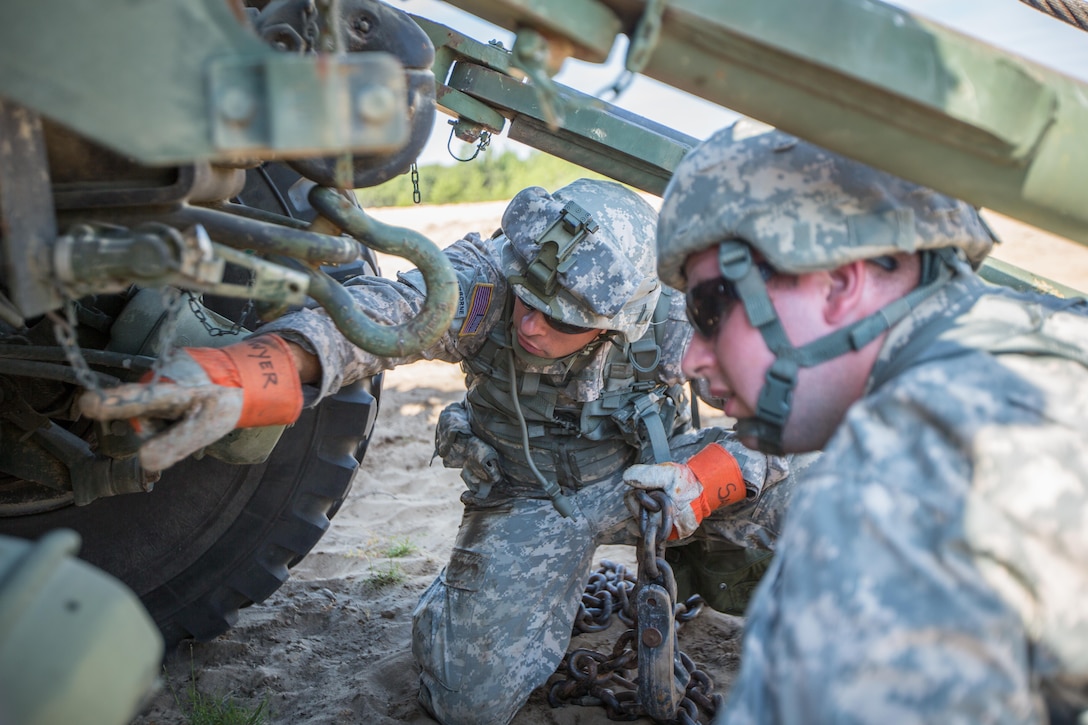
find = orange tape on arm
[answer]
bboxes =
[191,336,304,427]
[686,443,746,521]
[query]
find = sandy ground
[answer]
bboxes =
[130,202,1088,725]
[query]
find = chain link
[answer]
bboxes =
[185,291,251,337]
[48,286,187,408]
[547,490,723,723]
[48,298,107,400]
[411,162,422,204]
[140,287,186,388]
[301,0,319,51]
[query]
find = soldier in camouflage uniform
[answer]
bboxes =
[81,178,812,725]
[656,119,1088,724]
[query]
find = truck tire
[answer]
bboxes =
[0,376,380,646]
[0,162,383,646]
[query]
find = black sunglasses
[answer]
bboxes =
[516,295,595,335]
[540,310,595,336]
[685,262,776,339]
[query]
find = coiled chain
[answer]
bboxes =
[547,490,724,723]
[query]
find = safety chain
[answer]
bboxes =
[301,0,320,51]
[547,490,723,724]
[411,162,422,204]
[49,287,187,401]
[48,297,108,399]
[184,290,251,337]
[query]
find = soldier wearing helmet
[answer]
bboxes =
[658,120,1088,722]
[81,177,810,725]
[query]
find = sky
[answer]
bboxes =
[398,0,1088,166]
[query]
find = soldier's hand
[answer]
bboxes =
[460,436,502,494]
[79,335,303,472]
[623,443,746,540]
[435,402,504,496]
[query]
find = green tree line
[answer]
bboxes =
[354,149,609,207]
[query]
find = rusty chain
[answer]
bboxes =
[50,286,187,403]
[547,489,724,724]
[184,290,251,337]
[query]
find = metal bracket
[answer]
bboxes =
[208,51,409,157]
[636,582,686,721]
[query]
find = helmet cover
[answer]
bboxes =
[657,120,995,289]
[501,178,661,342]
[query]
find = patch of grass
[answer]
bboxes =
[366,560,406,588]
[385,536,417,558]
[168,649,272,725]
[181,686,271,725]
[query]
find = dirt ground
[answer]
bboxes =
[129,202,1088,725]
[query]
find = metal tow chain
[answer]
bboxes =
[48,297,109,400]
[301,0,320,51]
[546,490,723,724]
[410,162,422,204]
[50,287,187,406]
[184,290,251,337]
[52,289,184,389]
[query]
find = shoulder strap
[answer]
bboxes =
[628,288,674,383]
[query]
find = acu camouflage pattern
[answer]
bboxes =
[257,196,808,725]
[718,273,1088,724]
[655,120,994,290]
[415,425,805,725]
[500,178,661,343]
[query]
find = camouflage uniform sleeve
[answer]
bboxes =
[719,356,1083,724]
[255,233,507,403]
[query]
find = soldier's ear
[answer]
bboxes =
[823,261,868,325]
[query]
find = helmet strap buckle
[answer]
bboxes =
[717,240,753,281]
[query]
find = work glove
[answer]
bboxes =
[624,443,746,540]
[79,335,303,472]
[435,402,503,497]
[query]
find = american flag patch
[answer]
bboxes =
[459,283,493,336]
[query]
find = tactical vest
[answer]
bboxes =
[461,290,688,494]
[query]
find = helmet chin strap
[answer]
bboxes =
[718,241,956,454]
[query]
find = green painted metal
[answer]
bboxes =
[450,63,695,195]
[0,0,409,164]
[0,530,162,725]
[306,187,459,357]
[979,257,1086,299]
[443,0,1088,246]
[424,19,696,195]
[436,0,622,62]
[413,15,514,78]
[414,15,511,133]
[625,0,1088,245]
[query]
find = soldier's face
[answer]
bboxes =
[680,247,848,453]
[512,297,602,359]
[681,248,775,438]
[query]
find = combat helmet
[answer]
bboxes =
[500,178,660,344]
[657,119,994,289]
[657,120,996,454]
